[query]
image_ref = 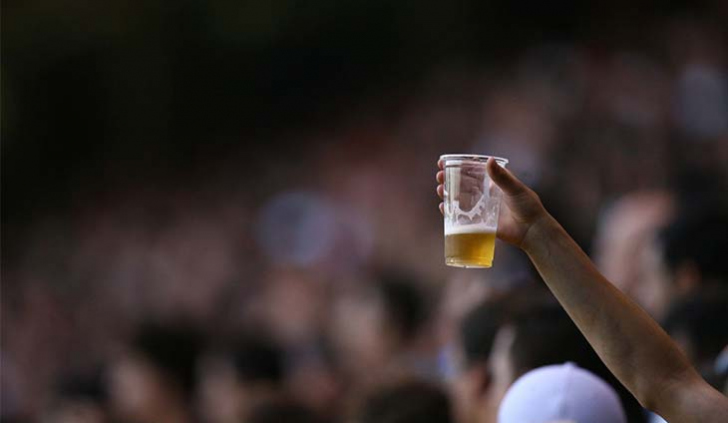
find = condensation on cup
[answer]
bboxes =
[441,154,508,268]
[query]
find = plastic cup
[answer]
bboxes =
[440,154,509,268]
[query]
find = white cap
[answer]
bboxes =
[498,363,627,423]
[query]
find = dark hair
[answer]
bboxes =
[508,302,603,378]
[228,335,285,385]
[132,323,202,399]
[663,286,728,366]
[247,397,320,423]
[459,290,609,377]
[659,205,728,285]
[376,271,428,343]
[357,380,452,423]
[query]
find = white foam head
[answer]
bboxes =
[445,222,497,236]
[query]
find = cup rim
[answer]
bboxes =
[439,154,509,165]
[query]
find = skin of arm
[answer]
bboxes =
[437,158,728,422]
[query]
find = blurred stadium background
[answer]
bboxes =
[2,0,728,422]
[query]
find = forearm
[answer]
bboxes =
[522,215,698,413]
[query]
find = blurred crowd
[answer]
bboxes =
[3,2,728,423]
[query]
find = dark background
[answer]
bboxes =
[5,0,720,231]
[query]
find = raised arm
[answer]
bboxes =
[437,158,728,422]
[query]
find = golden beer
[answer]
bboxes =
[445,227,497,268]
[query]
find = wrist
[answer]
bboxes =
[521,213,560,255]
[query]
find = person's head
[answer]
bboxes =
[502,298,653,423]
[197,334,284,423]
[331,271,429,378]
[454,291,643,423]
[452,289,599,423]
[663,286,728,375]
[498,363,626,423]
[497,299,616,420]
[108,323,202,422]
[355,379,453,423]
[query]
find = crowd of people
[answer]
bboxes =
[3,5,728,423]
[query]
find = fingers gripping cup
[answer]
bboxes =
[441,154,508,268]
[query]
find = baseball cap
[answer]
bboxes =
[498,362,626,423]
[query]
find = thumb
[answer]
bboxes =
[487,158,528,196]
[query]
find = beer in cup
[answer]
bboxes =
[441,154,508,268]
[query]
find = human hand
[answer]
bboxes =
[437,158,549,250]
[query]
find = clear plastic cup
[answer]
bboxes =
[441,154,509,268]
